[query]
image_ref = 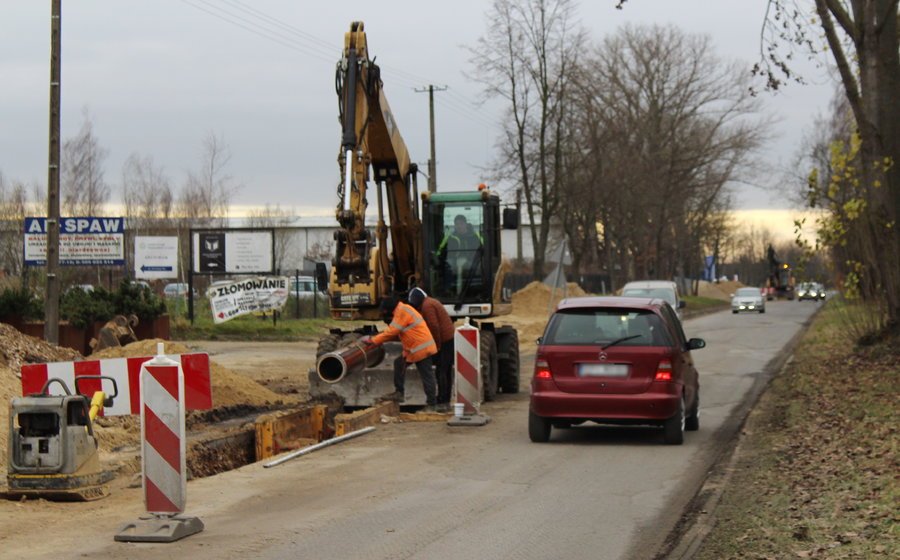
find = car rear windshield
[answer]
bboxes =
[543,308,672,347]
[621,287,676,306]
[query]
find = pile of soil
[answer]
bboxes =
[697,280,744,301]
[0,323,82,454]
[506,282,590,352]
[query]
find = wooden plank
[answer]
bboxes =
[334,401,399,436]
[398,412,452,423]
[254,405,328,461]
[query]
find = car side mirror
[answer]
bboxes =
[687,338,706,351]
[678,300,686,309]
[536,337,543,345]
[315,262,329,293]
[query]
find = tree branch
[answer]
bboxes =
[815,0,863,123]
[822,0,860,43]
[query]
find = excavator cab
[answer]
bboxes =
[422,190,502,319]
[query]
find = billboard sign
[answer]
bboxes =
[134,236,179,279]
[207,276,289,323]
[191,230,273,274]
[24,217,125,266]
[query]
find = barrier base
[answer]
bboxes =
[447,414,491,427]
[114,514,204,543]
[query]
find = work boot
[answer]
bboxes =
[435,403,451,413]
[380,391,404,402]
[420,404,437,413]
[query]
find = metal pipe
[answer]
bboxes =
[316,339,385,383]
[263,426,375,468]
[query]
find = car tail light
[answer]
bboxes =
[655,359,673,381]
[534,359,552,379]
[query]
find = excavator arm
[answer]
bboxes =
[332,21,422,319]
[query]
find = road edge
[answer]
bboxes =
[651,304,823,560]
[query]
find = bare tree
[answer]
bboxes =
[122,153,175,229]
[61,108,110,216]
[246,204,296,272]
[179,132,242,225]
[564,24,766,287]
[469,0,585,278]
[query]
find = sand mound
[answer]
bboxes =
[697,280,744,301]
[511,281,588,312]
[503,282,590,353]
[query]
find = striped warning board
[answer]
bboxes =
[141,353,188,514]
[453,323,481,415]
[20,354,212,415]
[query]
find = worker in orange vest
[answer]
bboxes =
[362,295,438,410]
[408,287,455,413]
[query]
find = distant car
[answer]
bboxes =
[66,283,94,293]
[731,287,765,314]
[289,276,321,299]
[797,282,825,301]
[163,282,199,299]
[529,296,705,445]
[621,280,685,320]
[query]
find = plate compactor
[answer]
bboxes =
[5,376,117,501]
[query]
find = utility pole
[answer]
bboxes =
[44,0,61,344]
[414,85,447,192]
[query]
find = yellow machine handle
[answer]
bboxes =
[89,391,106,422]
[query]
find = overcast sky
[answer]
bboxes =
[0,0,836,218]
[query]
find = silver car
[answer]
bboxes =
[732,287,765,314]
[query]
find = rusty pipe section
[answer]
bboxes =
[316,339,385,383]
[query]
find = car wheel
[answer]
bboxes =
[663,397,685,445]
[528,411,551,443]
[685,390,699,431]
[759,308,765,314]
[732,310,738,314]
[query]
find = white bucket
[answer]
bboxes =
[453,402,465,417]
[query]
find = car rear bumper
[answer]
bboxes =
[530,382,681,421]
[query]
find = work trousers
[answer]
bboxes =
[393,355,437,406]
[435,338,455,405]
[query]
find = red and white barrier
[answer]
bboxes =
[140,348,188,514]
[20,353,212,415]
[453,322,481,415]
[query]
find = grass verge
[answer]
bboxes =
[171,313,346,341]
[682,295,730,316]
[695,300,899,559]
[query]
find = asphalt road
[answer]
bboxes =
[1,299,819,560]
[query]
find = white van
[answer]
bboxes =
[289,276,320,299]
[621,280,685,320]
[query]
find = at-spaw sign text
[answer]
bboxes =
[25,217,125,266]
[207,277,289,324]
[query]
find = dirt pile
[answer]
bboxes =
[0,323,83,453]
[506,282,590,352]
[697,280,744,301]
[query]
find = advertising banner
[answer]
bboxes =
[24,217,125,266]
[134,236,179,279]
[207,277,288,324]
[191,230,273,274]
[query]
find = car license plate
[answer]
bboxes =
[577,363,629,377]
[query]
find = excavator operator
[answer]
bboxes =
[435,215,483,295]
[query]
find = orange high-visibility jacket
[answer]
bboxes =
[372,302,438,363]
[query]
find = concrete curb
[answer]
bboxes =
[654,304,824,560]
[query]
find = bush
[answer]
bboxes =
[0,286,44,321]
[60,287,115,330]
[113,281,166,323]
[59,281,167,330]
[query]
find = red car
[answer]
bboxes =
[529,296,705,445]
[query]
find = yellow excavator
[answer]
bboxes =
[309,22,521,407]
